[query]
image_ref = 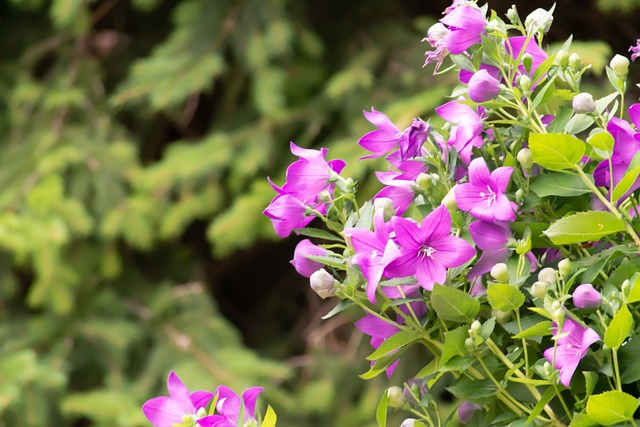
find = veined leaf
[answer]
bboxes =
[431,285,480,323]
[543,211,625,244]
[529,133,585,171]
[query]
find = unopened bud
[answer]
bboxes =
[485,19,500,32]
[318,190,333,203]
[243,420,259,427]
[470,320,482,334]
[552,308,565,323]
[515,189,525,203]
[543,361,553,377]
[525,8,553,33]
[569,53,581,70]
[373,197,395,220]
[522,53,533,74]
[465,337,475,351]
[506,5,519,25]
[573,283,602,309]
[538,267,557,284]
[610,54,630,76]
[309,269,337,299]
[558,258,572,277]
[517,148,533,169]
[401,419,417,427]
[490,263,509,283]
[458,401,482,424]
[530,281,548,299]
[622,279,631,295]
[551,300,561,311]
[492,309,511,323]
[572,93,595,114]
[442,186,457,210]
[387,386,406,408]
[518,75,531,92]
[556,50,569,68]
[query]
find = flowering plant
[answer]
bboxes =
[263,1,640,426]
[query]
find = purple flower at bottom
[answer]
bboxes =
[630,39,640,62]
[290,239,327,277]
[544,317,600,387]
[197,386,264,427]
[386,205,476,290]
[142,371,214,427]
[355,314,401,377]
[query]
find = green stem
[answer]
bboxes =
[552,383,573,421]
[612,347,623,392]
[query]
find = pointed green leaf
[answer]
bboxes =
[293,227,344,243]
[526,387,556,424]
[441,326,468,365]
[261,406,277,427]
[431,285,480,323]
[376,389,388,427]
[543,211,625,244]
[365,330,420,361]
[529,133,585,171]
[627,275,640,303]
[604,304,633,349]
[612,151,640,202]
[530,172,592,197]
[487,283,525,312]
[586,390,639,425]
[512,320,553,339]
[586,132,614,153]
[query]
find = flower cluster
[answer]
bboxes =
[261,1,640,426]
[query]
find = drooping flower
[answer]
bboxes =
[467,69,501,103]
[142,371,213,427]
[440,5,488,55]
[630,39,640,62]
[355,313,401,377]
[358,108,429,160]
[263,193,315,238]
[455,157,516,222]
[197,386,263,427]
[435,99,484,164]
[386,205,476,290]
[399,119,430,159]
[346,209,401,302]
[544,317,600,387]
[290,239,327,277]
[458,401,482,424]
[572,283,602,309]
[422,23,450,73]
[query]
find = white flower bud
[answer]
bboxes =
[551,300,562,311]
[556,50,569,68]
[530,281,548,299]
[490,263,509,283]
[387,386,406,408]
[506,5,519,25]
[610,54,630,76]
[569,53,581,70]
[309,269,337,299]
[441,186,457,210]
[470,320,482,334]
[572,93,595,114]
[401,419,417,427]
[558,258,572,277]
[538,267,557,284]
[525,8,554,33]
[426,23,448,45]
[518,75,531,92]
[465,337,475,351]
[517,148,533,170]
[373,197,395,220]
[552,308,565,323]
[318,190,333,203]
[244,420,259,427]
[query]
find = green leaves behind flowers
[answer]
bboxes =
[586,390,639,425]
[487,283,525,312]
[604,304,633,350]
[431,285,480,323]
[529,133,585,171]
[543,211,625,245]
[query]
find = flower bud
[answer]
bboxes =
[506,5,519,25]
[490,263,509,283]
[530,281,548,299]
[465,337,475,351]
[426,23,448,45]
[485,19,500,33]
[538,267,557,284]
[552,308,565,323]
[470,320,482,335]
[518,75,531,92]
[525,8,554,33]
[572,93,595,114]
[556,50,569,68]
[558,258,572,277]
[543,361,553,377]
[610,54,630,76]
[373,197,395,220]
[309,269,337,299]
[291,239,327,278]
[318,190,333,203]
[387,386,407,408]
[492,309,511,323]
[442,186,457,210]
[569,53,581,70]
[522,53,533,74]
[516,148,533,170]
[458,401,482,424]
[403,378,428,405]
[467,69,501,103]
[244,420,259,427]
[573,283,602,309]
[515,189,525,203]
[400,419,417,427]
[551,300,561,311]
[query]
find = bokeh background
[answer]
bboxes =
[2,0,640,426]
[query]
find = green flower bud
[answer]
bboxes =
[442,186,457,210]
[492,309,511,323]
[318,190,333,203]
[387,386,407,408]
[506,5,519,25]
[543,361,553,377]
[516,148,533,170]
[569,53,581,70]
[515,189,525,203]
[465,337,475,351]
[518,75,531,92]
[538,267,557,284]
[530,281,548,299]
[558,258,572,277]
[244,420,259,427]
[551,300,561,311]
[522,53,533,74]
[490,263,509,283]
[416,172,433,191]
[470,320,482,335]
[552,307,565,323]
[556,50,569,68]
[610,54,630,76]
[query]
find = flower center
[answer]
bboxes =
[565,342,582,358]
[479,185,497,206]
[419,245,437,259]
[370,250,380,261]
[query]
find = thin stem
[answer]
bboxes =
[552,383,573,421]
[515,310,530,377]
[612,347,623,392]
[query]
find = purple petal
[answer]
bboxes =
[197,415,234,427]
[167,371,194,414]
[468,248,510,278]
[431,235,476,268]
[290,239,327,277]
[421,205,452,242]
[241,387,264,420]
[490,166,514,193]
[629,104,640,129]
[355,314,399,339]
[142,396,184,427]
[455,183,483,213]
[190,391,214,412]
[468,221,509,250]
[416,257,446,290]
[363,108,400,134]
[468,158,491,186]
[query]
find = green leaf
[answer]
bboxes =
[586,390,639,425]
[569,413,597,427]
[441,326,468,365]
[512,320,553,339]
[365,330,420,361]
[530,172,592,197]
[376,389,388,427]
[321,300,355,319]
[487,283,525,312]
[526,387,556,424]
[293,227,344,243]
[628,274,640,303]
[612,151,640,202]
[261,405,277,427]
[618,336,640,383]
[586,131,614,153]
[446,377,498,404]
[304,255,346,270]
[529,133,585,171]
[604,304,633,349]
[430,285,480,323]
[543,211,625,244]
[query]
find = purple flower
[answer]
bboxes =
[544,317,600,387]
[505,36,548,80]
[345,209,401,303]
[572,283,602,309]
[282,142,346,203]
[290,239,327,277]
[422,23,450,73]
[436,99,484,165]
[355,313,401,377]
[142,371,213,427]
[263,193,315,238]
[630,39,640,62]
[458,401,482,424]
[440,5,488,55]
[386,205,476,290]
[467,69,501,102]
[197,386,264,427]
[358,109,429,160]
[373,170,416,216]
[455,158,516,222]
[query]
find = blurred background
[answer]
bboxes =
[1,0,640,426]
